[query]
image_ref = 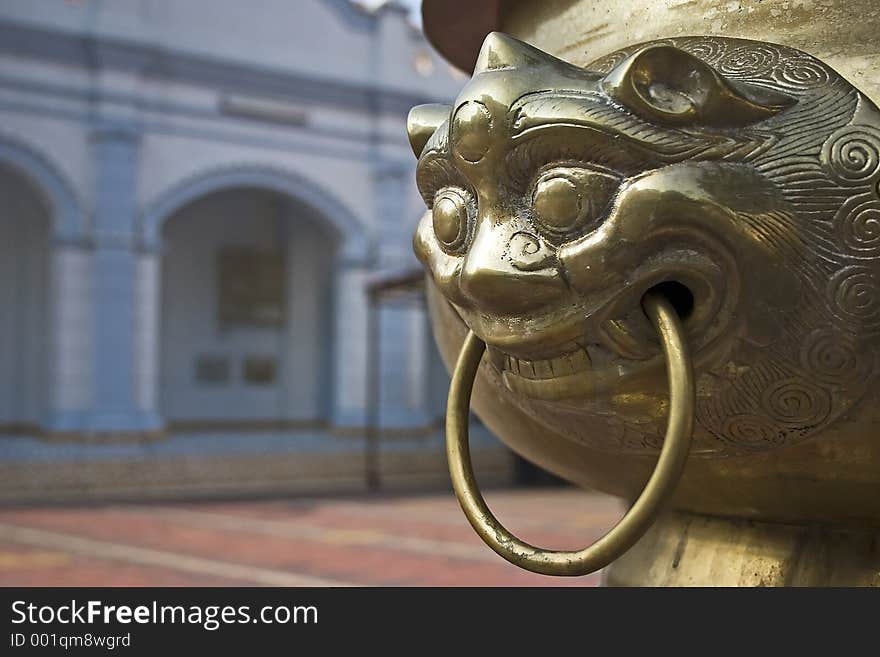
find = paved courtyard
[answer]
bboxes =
[0,488,624,586]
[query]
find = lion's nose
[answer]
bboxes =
[460,224,566,314]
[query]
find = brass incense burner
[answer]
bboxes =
[408,18,880,586]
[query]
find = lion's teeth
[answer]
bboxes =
[533,359,554,379]
[553,354,573,376]
[497,345,596,381]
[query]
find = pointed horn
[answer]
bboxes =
[473,31,553,73]
[406,104,450,158]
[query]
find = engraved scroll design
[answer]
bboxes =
[696,335,870,455]
[821,125,880,330]
[589,37,878,455]
[822,125,880,262]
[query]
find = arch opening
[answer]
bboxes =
[0,163,51,433]
[159,186,339,430]
[144,167,369,265]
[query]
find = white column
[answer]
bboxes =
[85,123,159,434]
[45,243,93,433]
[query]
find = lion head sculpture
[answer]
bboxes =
[409,32,880,458]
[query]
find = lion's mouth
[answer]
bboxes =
[487,340,648,400]
[488,346,593,381]
[481,282,701,401]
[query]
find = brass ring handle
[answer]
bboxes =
[445,292,695,576]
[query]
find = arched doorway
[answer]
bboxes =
[159,187,338,429]
[0,163,50,432]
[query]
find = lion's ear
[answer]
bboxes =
[602,44,795,127]
[407,104,450,158]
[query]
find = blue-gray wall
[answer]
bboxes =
[0,0,462,442]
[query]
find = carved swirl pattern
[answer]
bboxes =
[828,266,880,332]
[717,44,780,78]
[678,38,728,64]
[800,329,871,387]
[720,414,784,448]
[773,55,831,90]
[821,124,880,185]
[760,377,832,428]
[833,194,880,256]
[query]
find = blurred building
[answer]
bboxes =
[0,0,514,501]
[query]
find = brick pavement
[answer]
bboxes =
[0,487,624,586]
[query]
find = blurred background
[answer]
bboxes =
[0,0,620,586]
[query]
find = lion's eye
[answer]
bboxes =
[432,187,472,252]
[533,176,583,232]
[531,167,619,237]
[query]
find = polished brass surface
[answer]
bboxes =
[604,511,880,587]
[422,0,880,103]
[447,293,693,575]
[410,30,880,532]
